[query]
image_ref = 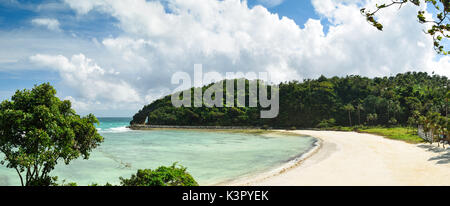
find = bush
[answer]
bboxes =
[388,118,398,126]
[119,163,198,186]
[317,118,336,128]
[63,182,78,186]
[88,182,113,186]
[352,125,365,131]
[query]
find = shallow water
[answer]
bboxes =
[0,118,316,185]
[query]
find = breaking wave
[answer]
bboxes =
[99,126,131,133]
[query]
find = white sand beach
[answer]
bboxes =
[231,130,450,186]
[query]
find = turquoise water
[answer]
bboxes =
[0,118,316,186]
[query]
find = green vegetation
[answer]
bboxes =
[0,83,103,186]
[131,79,268,126]
[119,163,198,186]
[54,163,198,186]
[132,72,448,137]
[320,126,425,144]
[416,110,449,145]
[361,0,450,55]
[0,84,199,186]
[317,119,336,128]
[358,127,425,144]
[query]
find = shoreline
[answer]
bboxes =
[127,126,450,186]
[128,126,324,186]
[229,130,450,186]
[215,133,322,186]
[128,124,263,130]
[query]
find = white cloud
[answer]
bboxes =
[64,96,90,111]
[31,18,61,31]
[60,0,103,15]
[63,0,449,79]
[29,53,141,103]
[10,0,448,115]
[427,55,450,76]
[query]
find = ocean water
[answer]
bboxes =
[0,118,316,186]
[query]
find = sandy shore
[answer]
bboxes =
[229,130,450,186]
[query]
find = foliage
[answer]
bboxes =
[361,0,450,55]
[389,117,398,125]
[358,127,425,144]
[343,104,355,126]
[119,163,198,186]
[418,111,449,143]
[317,118,336,128]
[0,83,103,186]
[366,113,378,126]
[59,180,78,186]
[132,72,448,131]
[88,182,113,186]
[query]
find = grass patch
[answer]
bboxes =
[325,126,425,144]
[357,127,424,144]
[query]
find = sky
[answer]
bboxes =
[0,0,448,117]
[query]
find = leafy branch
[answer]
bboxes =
[361,0,450,55]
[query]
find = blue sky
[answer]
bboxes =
[0,0,324,36]
[0,0,327,116]
[0,1,321,84]
[248,0,328,29]
[0,0,448,117]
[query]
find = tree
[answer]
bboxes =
[361,0,450,55]
[432,113,447,146]
[0,83,103,186]
[444,89,450,142]
[424,111,442,144]
[367,113,378,125]
[132,72,447,129]
[317,118,336,128]
[119,163,198,186]
[389,117,398,125]
[356,104,365,125]
[386,100,401,123]
[343,104,355,127]
[407,110,421,133]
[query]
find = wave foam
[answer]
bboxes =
[100,126,131,133]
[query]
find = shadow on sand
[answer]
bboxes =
[417,144,450,164]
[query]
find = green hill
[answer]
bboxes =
[131,72,448,128]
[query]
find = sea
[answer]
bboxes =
[0,117,316,186]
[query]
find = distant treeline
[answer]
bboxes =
[131,72,449,128]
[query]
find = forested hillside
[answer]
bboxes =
[131,72,448,129]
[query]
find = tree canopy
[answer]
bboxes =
[119,163,199,186]
[131,72,448,130]
[361,0,450,55]
[0,83,103,186]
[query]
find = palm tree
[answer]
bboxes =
[436,115,447,148]
[419,115,431,144]
[343,104,355,127]
[366,113,378,126]
[411,110,421,133]
[356,104,364,126]
[427,112,442,145]
[446,90,449,140]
